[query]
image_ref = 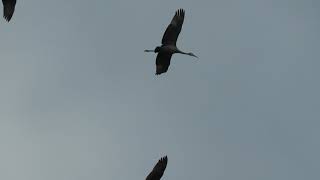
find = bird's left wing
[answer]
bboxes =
[146,156,168,180]
[2,0,16,22]
[161,9,185,45]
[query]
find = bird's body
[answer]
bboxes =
[146,156,168,180]
[158,45,180,54]
[2,0,16,22]
[145,9,197,75]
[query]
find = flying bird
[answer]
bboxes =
[2,0,16,22]
[145,9,198,75]
[146,156,168,180]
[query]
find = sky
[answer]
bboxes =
[0,0,319,180]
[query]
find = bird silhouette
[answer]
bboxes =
[146,156,168,180]
[2,0,16,22]
[145,9,198,75]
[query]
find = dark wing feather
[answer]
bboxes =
[156,52,172,75]
[161,9,185,45]
[146,156,168,180]
[2,0,16,22]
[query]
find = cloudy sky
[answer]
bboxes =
[0,0,319,180]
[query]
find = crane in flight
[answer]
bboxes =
[145,9,198,75]
[146,156,168,180]
[2,0,16,22]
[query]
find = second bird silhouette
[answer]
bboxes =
[146,156,168,180]
[2,0,16,22]
[145,9,198,75]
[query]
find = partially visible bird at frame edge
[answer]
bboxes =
[146,156,168,180]
[145,9,198,75]
[2,0,16,22]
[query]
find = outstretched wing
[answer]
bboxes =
[2,0,16,22]
[146,156,168,180]
[161,9,185,45]
[156,52,172,75]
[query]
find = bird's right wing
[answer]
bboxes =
[161,9,185,45]
[156,52,172,75]
[2,0,16,22]
[146,156,168,180]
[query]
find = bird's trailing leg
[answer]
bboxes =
[177,49,198,58]
[144,49,154,52]
[187,52,198,58]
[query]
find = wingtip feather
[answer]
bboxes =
[159,156,168,164]
[175,8,185,19]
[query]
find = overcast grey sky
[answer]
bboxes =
[0,0,319,180]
